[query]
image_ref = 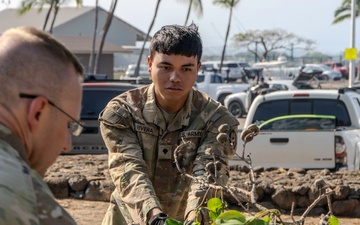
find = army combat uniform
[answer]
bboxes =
[99,84,239,225]
[0,123,77,225]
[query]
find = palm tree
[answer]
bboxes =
[212,0,240,76]
[176,0,203,25]
[333,0,360,24]
[134,0,161,77]
[48,1,60,33]
[93,0,118,74]
[18,0,82,32]
[43,0,55,31]
[88,0,98,74]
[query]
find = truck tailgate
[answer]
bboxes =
[235,130,336,169]
[231,115,338,169]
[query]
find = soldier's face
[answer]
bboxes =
[148,53,200,113]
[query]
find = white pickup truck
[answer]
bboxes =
[195,71,251,104]
[231,88,360,171]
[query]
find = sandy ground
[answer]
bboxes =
[57,198,359,225]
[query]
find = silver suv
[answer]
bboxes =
[201,60,246,81]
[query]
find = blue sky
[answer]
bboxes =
[1,0,357,56]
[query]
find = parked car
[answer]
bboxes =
[201,60,246,82]
[234,88,360,171]
[224,79,298,118]
[224,69,321,118]
[195,71,250,104]
[125,64,149,78]
[66,81,138,154]
[302,64,342,81]
[238,62,263,79]
[322,61,348,79]
[84,73,107,81]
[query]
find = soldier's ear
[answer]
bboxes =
[197,62,201,72]
[27,96,49,133]
[148,57,152,76]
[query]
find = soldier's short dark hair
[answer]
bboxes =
[149,23,202,63]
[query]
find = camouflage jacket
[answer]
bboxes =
[0,123,77,225]
[99,84,239,224]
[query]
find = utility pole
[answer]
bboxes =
[348,0,356,87]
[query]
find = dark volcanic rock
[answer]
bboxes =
[46,155,360,217]
[68,174,88,191]
[44,176,69,199]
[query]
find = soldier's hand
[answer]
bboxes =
[148,212,169,225]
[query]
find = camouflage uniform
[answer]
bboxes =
[99,84,239,225]
[0,124,77,225]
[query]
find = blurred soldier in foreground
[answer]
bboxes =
[99,23,239,225]
[0,26,84,225]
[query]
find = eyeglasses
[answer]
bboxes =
[19,93,84,136]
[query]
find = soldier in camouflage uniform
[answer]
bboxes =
[99,24,239,225]
[0,27,84,225]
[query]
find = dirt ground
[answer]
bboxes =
[57,198,359,225]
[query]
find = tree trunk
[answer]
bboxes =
[94,0,118,74]
[49,2,59,34]
[219,0,234,77]
[43,0,55,31]
[89,0,99,74]
[184,0,193,26]
[135,0,161,76]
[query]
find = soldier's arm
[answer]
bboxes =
[184,110,239,220]
[99,103,162,223]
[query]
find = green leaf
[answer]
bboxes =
[165,218,183,225]
[208,198,224,213]
[216,210,246,222]
[210,210,219,222]
[215,218,245,225]
[262,216,270,223]
[328,215,340,225]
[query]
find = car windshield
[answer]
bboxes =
[201,64,215,70]
[81,89,122,119]
[196,75,205,83]
[335,63,343,67]
[320,65,332,70]
[127,65,148,73]
[239,62,250,67]
[252,99,351,127]
[219,63,238,68]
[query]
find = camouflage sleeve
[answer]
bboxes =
[0,180,41,225]
[184,109,239,219]
[0,143,77,225]
[99,102,162,223]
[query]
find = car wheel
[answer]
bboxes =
[228,101,244,118]
[323,75,329,81]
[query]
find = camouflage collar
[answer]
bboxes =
[0,123,29,165]
[143,84,192,130]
